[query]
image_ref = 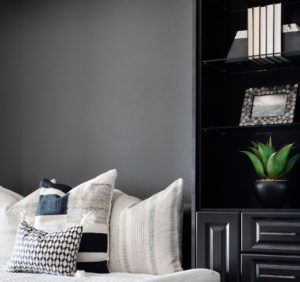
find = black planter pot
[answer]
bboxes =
[255,180,289,208]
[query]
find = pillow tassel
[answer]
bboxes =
[19,210,26,221]
[19,210,34,225]
[75,270,86,277]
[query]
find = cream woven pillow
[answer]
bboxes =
[109,179,183,275]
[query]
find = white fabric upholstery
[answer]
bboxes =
[0,264,220,282]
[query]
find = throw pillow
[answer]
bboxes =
[8,221,83,276]
[0,186,41,264]
[34,169,117,273]
[109,178,184,275]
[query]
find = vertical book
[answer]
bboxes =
[266,4,274,59]
[260,6,267,60]
[253,7,260,60]
[248,8,253,59]
[274,3,288,62]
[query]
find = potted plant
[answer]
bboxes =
[241,136,300,208]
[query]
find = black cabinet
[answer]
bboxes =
[242,254,300,282]
[242,212,300,255]
[196,211,300,282]
[196,212,240,282]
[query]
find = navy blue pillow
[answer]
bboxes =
[36,179,72,216]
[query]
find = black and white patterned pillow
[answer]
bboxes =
[7,221,83,276]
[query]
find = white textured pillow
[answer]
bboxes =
[0,186,40,264]
[109,179,184,275]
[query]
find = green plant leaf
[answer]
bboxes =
[250,141,259,148]
[278,171,287,179]
[268,136,272,148]
[274,143,294,174]
[258,143,273,168]
[266,152,281,179]
[241,151,266,178]
[249,147,261,160]
[285,153,300,174]
[267,136,275,152]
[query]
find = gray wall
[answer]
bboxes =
[0,0,22,190]
[0,0,194,202]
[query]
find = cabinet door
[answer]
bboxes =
[196,212,240,282]
[242,254,300,282]
[242,212,300,255]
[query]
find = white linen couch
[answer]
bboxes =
[0,265,220,282]
[0,205,219,282]
[0,183,219,282]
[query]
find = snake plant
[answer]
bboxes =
[241,136,300,180]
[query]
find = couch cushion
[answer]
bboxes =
[0,265,221,282]
[109,179,183,275]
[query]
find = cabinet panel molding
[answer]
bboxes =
[242,254,300,282]
[196,212,240,282]
[242,212,300,254]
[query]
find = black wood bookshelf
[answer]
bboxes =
[194,0,300,280]
[197,0,300,211]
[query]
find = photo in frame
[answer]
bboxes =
[239,84,298,126]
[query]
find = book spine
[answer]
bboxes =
[253,6,260,60]
[274,3,282,57]
[248,8,253,60]
[259,5,273,63]
[260,6,267,59]
[266,4,274,59]
[274,2,289,62]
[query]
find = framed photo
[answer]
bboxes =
[239,84,298,126]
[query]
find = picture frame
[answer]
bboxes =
[239,84,298,126]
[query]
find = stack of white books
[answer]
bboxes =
[226,23,300,62]
[248,2,287,63]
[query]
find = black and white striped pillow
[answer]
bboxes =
[8,221,83,276]
[34,169,117,273]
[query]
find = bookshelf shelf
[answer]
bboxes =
[213,0,300,14]
[201,122,300,135]
[201,50,300,73]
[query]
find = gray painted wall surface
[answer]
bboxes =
[0,0,22,190]
[0,0,194,201]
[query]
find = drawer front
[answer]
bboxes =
[242,212,300,254]
[242,254,300,282]
[196,212,240,282]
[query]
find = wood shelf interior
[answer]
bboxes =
[198,0,300,210]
